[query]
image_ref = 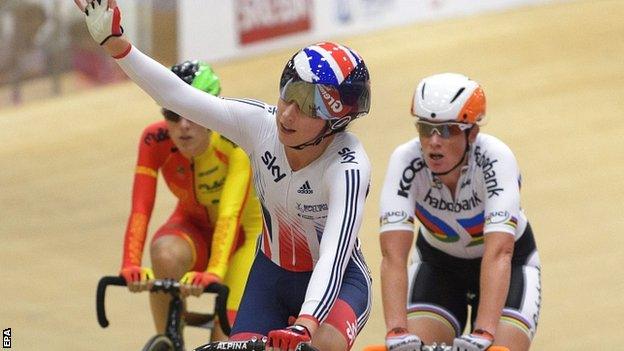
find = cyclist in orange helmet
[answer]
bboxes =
[380,73,541,351]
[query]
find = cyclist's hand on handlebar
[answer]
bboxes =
[385,327,422,351]
[179,271,221,297]
[267,324,312,351]
[120,265,154,292]
[452,329,494,351]
[74,0,124,45]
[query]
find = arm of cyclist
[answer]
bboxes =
[454,141,520,351]
[452,232,513,351]
[268,325,312,351]
[280,161,371,341]
[180,271,221,298]
[378,147,424,351]
[477,232,514,335]
[267,162,371,350]
[181,147,253,297]
[380,231,412,330]
[119,126,162,291]
[206,146,253,280]
[380,231,422,351]
[73,0,259,149]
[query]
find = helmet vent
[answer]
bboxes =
[421,83,427,100]
[431,113,436,118]
[450,87,465,103]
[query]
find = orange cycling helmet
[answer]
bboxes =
[411,73,485,124]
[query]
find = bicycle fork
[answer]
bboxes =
[166,295,185,351]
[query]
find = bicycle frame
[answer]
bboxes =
[362,344,452,351]
[193,338,319,351]
[96,275,231,351]
[362,344,510,351]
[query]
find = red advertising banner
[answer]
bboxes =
[236,0,313,45]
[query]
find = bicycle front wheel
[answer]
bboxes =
[142,334,174,351]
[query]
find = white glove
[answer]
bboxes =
[82,0,124,45]
[452,330,494,351]
[386,327,422,351]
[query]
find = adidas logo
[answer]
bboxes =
[297,181,313,194]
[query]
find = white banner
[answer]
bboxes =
[178,0,557,62]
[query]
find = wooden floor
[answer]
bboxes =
[1,1,623,349]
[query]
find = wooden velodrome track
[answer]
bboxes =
[1,1,623,349]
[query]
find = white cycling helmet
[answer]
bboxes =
[411,73,486,124]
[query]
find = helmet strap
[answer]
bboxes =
[288,121,334,150]
[288,116,354,150]
[431,127,473,177]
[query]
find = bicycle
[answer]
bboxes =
[362,344,510,351]
[192,338,319,351]
[96,275,231,351]
[362,344,451,351]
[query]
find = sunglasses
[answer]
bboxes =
[415,120,472,139]
[279,78,369,120]
[161,108,182,123]
[280,80,321,118]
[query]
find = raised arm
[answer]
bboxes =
[73,0,261,148]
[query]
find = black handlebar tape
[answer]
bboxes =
[96,276,126,328]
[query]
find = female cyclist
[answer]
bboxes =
[379,73,541,351]
[74,1,373,350]
[120,60,262,341]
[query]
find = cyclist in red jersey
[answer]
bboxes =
[120,60,263,341]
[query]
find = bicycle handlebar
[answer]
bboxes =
[96,276,126,328]
[96,275,231,335]
[193,338,319,351]
[365,345,453,351]
[363,344,509,351]
[421,346,451,351]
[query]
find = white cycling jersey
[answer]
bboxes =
[379,134,528,259]
[117,47,371,322]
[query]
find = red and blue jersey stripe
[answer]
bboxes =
[457,211,485,238]
[414,203,460,243]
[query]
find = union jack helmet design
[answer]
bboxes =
[279,42,371,125]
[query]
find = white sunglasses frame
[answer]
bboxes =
[414,120,473,138]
